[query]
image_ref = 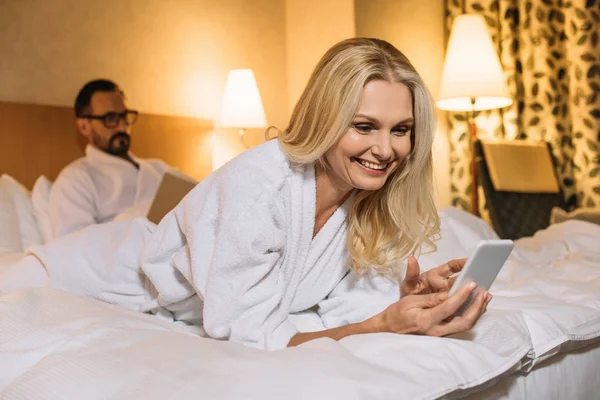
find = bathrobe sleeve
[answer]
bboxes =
[145,158,171,175]
[317,270,400,328]
[48,167,97,238]
[142,164,299,350]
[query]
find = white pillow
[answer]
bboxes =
[31,176,54,244]
[550,206,600,226]
[0,179,22,253]
[0,175,43,250]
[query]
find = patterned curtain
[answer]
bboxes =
[445,0,600,211]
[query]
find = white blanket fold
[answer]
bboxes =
[25,218,155,312]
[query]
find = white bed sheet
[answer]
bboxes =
[0,252,48,293]
[2,287,599,400]
[0,288,531,400]
[466,339,600,400]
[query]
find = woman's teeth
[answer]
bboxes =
[357,159,387,170]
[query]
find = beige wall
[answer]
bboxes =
[0,0,287,172]
[355,0,451,207]
[285,0,355,115]
[0,0,451,192]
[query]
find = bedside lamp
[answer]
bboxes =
[219,69,267,147]
[437,13,513,216]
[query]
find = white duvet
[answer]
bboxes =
[1,208,600,400]
[0,252,23,270]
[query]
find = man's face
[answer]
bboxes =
[76,90,133,155]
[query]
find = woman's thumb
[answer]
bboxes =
[404,256,420,285]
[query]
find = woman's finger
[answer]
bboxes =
[428,281,477,321]
[402,256,421,288]
[426,259,466,292]
[442,258,467,277]
[431,291,488,336]
[445,276,458,290]
[406,291,448,309]
[429,259,466,282]
[430,274,458,292]
[482,293,492,314]
[458,290,488,323]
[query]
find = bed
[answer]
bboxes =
[2,102,600,399]
[1,205,600,400]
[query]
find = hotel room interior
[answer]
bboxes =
[1,0,600,399]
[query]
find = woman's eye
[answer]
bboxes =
[354,124,373,133]
[392,126,411,136]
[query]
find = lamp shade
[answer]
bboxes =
[219,69,267,128]
[437,14,512,112]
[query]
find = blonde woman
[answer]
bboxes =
[2,37,490,349]
[140,38,491,350]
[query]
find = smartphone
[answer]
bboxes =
[447,239,514,316]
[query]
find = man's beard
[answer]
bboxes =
[93,131,131,156]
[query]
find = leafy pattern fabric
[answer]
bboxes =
[445,0,600,211]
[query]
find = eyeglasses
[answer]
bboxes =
[79,110,139,129]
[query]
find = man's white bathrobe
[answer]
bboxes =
[141,140,399,350]
[48,145,170,238]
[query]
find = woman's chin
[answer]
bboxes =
[350,177,388,191]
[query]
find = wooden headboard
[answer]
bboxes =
[0,101,214,189]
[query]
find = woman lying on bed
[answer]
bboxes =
[142,37,491,349]
[3,38,491,350]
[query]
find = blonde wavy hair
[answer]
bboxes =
[278,37,440,276]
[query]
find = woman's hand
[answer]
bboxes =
[400,256,466,297]
[288,276,491,347]
[371,281,491,337]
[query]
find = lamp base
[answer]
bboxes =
[469,118,479,217]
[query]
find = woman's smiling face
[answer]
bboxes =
[324,79,414,192]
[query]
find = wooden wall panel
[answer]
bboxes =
[0,101,213,189]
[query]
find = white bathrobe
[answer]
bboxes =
[142,140,399,350]
[48,145,169,238]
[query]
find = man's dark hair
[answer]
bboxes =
[74,79,124,117]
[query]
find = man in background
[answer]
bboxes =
[48,79,170,238]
